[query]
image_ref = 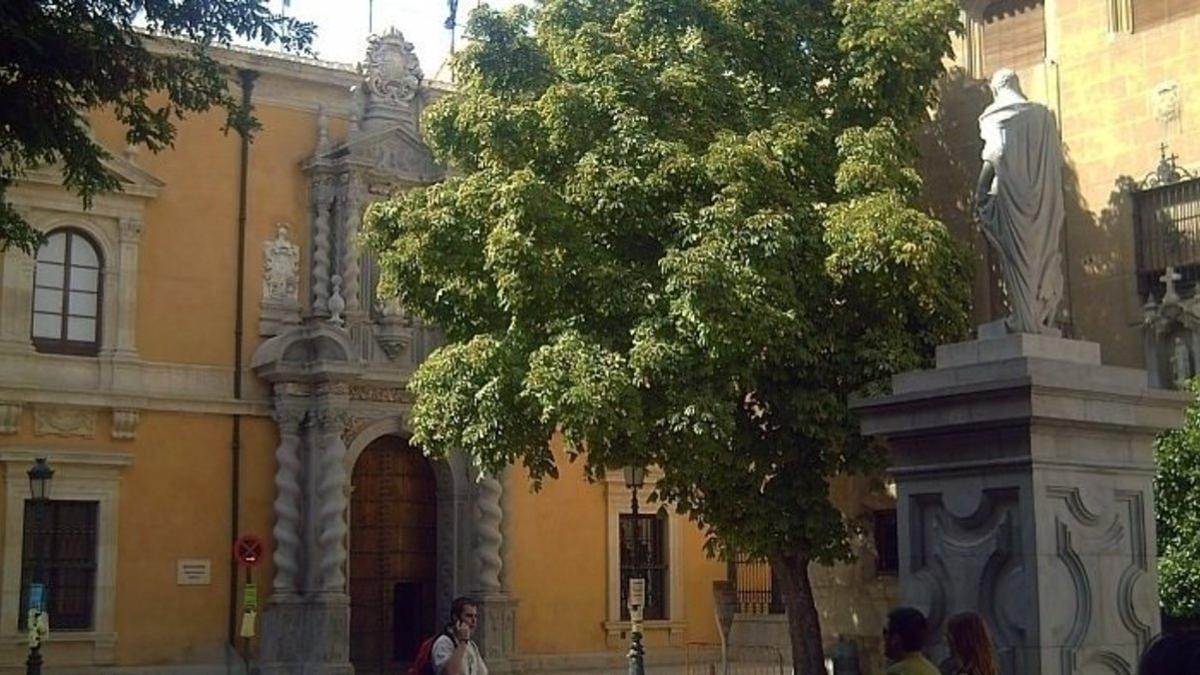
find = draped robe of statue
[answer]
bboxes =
[977,69,1065,335]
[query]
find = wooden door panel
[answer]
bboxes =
[349,436,438,674]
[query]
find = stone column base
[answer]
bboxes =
[257,593,352,675]
[475,592,518,674]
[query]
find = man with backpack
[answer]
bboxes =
[413,596,488,675]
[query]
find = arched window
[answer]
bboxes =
[31,229,102,355]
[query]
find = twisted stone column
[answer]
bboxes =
[271,406,306,594]
[475,474,504,592]
[474,473,516,672]
[339,175,362,314]
[311,177,333,316]
[315,409,349,592]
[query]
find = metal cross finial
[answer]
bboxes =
[1162,266,1182,304]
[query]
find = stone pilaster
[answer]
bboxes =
[854,334,1186,675]
[113,216,142,358]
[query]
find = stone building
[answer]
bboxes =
[1,0,1198,673]
[0,27,907,674]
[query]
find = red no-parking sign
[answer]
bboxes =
[234,534,265,568]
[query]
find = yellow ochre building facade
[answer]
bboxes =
[1,0,1199,672]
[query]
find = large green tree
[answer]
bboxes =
[0,1,314,253]
[1154,382,1200,623]
[365,1,970,671]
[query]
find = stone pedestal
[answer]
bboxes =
[853,333,1187,675]
[475,592,517,674]
[257,594,352,675]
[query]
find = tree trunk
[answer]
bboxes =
[770,552,825,675]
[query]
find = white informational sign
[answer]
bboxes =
[628,578,645,609]
[177,559,212,585]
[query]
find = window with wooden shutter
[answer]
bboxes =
[982,0,1046,74]
[1134,0,1200,31]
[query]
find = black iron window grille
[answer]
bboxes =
[619,512,668,621]
[1135,177,1200,299]
[730,555,785,615]
[20,500,99,631]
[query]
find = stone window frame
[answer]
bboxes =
[0,448,132,667]
[1,158,158,361]
[602,469,686,647]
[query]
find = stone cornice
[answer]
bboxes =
[0,349,271,417]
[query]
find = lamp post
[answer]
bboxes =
[623,465,646,675]
[26,457,53,675]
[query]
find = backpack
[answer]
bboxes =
[408,634,440,675]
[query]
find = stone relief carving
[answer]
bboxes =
[260,223,303,336]
[0,402,20,434]
[1152,81,1181,127]
[908,488,1025,675]
[364,29,422,105]
[34,406,95,438]
[348,385,412,404]
[1047,484,1152,675]
[263,224,300,304]
[111,408,139,440]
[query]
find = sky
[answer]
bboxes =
[274,0,527,75]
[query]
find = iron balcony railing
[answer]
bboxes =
[1134,176,1200,298]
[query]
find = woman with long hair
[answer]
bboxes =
[945,612,998,675]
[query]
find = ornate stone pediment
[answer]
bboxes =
[25,143,164,200]
[309,126,441,185]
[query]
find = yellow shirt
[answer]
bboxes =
[886,652,941,675]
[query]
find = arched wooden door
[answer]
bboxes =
[349,435,438,674]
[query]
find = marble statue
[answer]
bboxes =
[262,224,300,303]
[1172,336,1192,388]
[975,69,1066,335]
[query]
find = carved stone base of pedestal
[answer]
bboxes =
[855,333,1188,675]
[475,592,517,674]
[257,594,352,675]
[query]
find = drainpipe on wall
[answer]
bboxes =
[229,68,257,652]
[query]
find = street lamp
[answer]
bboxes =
[26,457,53,675]
[623,465,646,675]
